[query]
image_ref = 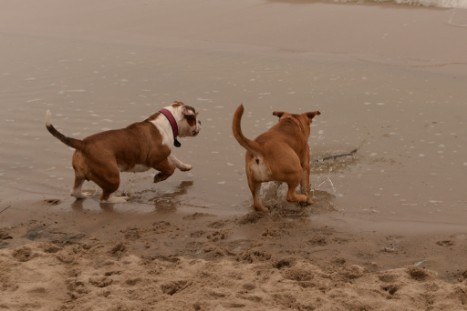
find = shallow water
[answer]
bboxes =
[0,0,466,231]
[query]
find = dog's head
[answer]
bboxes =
[272,110,321,136]
[172,101,201,137]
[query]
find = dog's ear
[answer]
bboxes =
[273,111,285,118]
[306,111,321,120]
[172,101,185,108]
[183,106,197,116]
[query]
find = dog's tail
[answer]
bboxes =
[45,110,84,151]
[232,104,263,156]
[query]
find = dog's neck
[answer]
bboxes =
[159,108,181,147]
[149,106,182,148]
[280,116,307,137]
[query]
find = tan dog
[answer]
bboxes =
[232,104,320,211]
[45,101,201,203]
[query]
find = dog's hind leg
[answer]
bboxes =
[300,174,314,205]
[71,151,90,199]
[99,177,126,203]
[247,177,268,212]
[98,177,123,203]
[87,159,123,203]
[286,177,309,205]
[71,175,88,199]
[300,149,313,204]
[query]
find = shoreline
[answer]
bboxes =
[2,198,467,280]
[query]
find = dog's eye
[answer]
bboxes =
[185,115,196,125]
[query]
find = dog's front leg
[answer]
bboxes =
[169,155,192,172]
[299,175,313,206]
[153,159,176,183]
[300,166,312,202]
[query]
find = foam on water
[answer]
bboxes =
[326,0,467,8]
[393,0,467,8]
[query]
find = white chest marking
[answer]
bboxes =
[151,118,173,149]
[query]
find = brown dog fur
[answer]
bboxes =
[232,104,320,211]
[45,102,200,203]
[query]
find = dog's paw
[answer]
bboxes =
[179,164,192,172]
[102,196,128,204]
[154,173,167,183]
[253,204,269,213]
[71,191,89,200]
[298,196,314,206]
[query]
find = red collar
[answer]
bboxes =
[159,108,181,147]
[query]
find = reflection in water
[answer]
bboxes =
[70,180,195,213]
[151,181,194,213]
[70,198,115,213]
[258,181,336,218]
[237,188,335,223]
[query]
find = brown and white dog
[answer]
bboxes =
[45,101,201,203]
[232,104,320,212]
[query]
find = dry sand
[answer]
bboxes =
[1,0,467,310]
[1,201,467,310]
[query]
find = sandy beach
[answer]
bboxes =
[1,0,467,310]
[1,205,467,310]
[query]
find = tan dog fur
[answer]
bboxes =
[232,104,320,211]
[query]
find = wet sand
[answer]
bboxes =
[1,0,467,309]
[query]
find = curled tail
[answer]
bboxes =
[45,110,84,150]
[232,104,263,156]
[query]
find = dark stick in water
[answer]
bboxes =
[0,205,11,215]
[317,148,358,162]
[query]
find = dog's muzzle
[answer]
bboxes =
[193,121,201,136]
